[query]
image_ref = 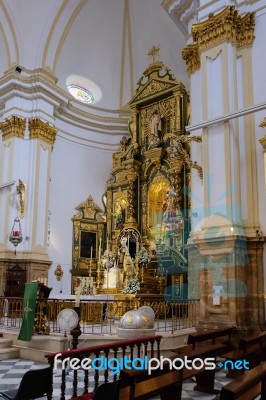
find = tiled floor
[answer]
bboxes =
[0,357,236,400]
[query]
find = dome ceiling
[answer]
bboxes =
[0,0,193,146]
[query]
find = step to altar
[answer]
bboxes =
[0,337,19,360]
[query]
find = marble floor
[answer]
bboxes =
[0,357,241,400]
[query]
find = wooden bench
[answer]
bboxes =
[119,343,224,400]
[119,363,183,400]
[173,342,225,394]
[186,326,235,354]
[223,331,266,378]
[220,361,266,400]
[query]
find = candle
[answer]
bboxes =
[90,246,93,262]
[75,286,80,306]
[99,237,102,256]
[107,236,109,253]
[136,240,139,255]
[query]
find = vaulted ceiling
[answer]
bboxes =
[0,0,190,111]
[0,0,197,148]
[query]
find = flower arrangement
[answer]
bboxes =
[138,246,150,264]
[122,276,140,294]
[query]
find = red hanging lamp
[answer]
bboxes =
[9,217,23,255]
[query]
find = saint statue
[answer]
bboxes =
[149,109,163,149]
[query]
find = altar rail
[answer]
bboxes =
[0,297,199,334]
[45,335,162,400]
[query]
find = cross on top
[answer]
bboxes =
[148,45,160,63]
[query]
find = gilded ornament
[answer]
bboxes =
[29,118,57,147]
[54,264,63,281]
[16,179,26,219]
[259,117,266,129]
[191,6,255,53]
[0,116,26,141]
[182,44,200,76]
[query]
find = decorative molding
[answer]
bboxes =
[182,43,200,75]
[192,6,255,52]
[28,118,58,147]
[0,116,26,141]
[161,0,199,36]
[182,6,255,74]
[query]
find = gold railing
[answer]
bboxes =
[0,297,199,335]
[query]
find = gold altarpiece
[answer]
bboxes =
[104,58,202,297]
[71,195,105,294]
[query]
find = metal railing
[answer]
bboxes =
[0,296,199,335]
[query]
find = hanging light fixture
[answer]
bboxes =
[9,217,23,254]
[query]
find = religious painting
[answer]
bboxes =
[80,231,97,259]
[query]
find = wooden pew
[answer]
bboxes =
[119,343,223,400]
[173,342,224,394]
[187,326,235,354]
[220,361,266,400]
[223,331,266,378]
[119,363,183,400]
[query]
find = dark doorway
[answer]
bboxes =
[5,265,27,297]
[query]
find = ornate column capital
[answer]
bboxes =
[0,116,26,141]
[192,6,255,52]
[182,44,200,76]
[28,118,58,148]
[182,6,255,75]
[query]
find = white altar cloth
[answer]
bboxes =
[49,294,115,301]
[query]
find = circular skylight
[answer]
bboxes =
[66,75,102,104]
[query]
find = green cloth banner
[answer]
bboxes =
[18,282,38,341]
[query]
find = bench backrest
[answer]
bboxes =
[220,362,266,400]
[187,327,234,349]
[239,332,266,353]
[119,364,183,400]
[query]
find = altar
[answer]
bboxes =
[70,52,202,299]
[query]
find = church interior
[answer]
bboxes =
[0,0,266,398]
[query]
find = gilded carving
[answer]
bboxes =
[29,118,57,147]
[104,52,202,288]
[74,224,80,241]
[138,80,171,100]
[182,6,255,74]
[182,44,200,76]
[142,102,173,149]
[16,179,26,219]
[259,117,266,151]
[81,223,97,231]
[72,195,104,279]
[192,6,254,52]
[0,116,26,141]
[259,117,266,130]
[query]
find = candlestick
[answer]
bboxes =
[75,285,80,306]
[89,247,92,279]
[99,237,102,256]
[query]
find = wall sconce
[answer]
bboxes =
[54,264,63,281]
